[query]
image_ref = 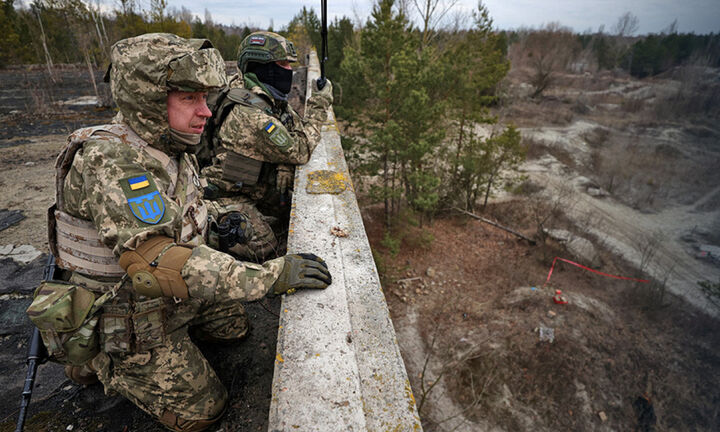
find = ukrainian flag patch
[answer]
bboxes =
[262,119,291,151]
[128,175,150,190]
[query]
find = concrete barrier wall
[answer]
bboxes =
[268,52,423,431]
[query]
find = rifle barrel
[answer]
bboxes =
[15,256,53,432]
[15,328,45,432]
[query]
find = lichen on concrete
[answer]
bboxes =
[305,170,349,194]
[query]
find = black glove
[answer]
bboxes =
[272,253,332,295]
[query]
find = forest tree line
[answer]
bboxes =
[1,0,719,228]
[2,1,718,75]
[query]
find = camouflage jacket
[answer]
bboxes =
[56,124,282,304]
[60,124,208,254]
[201,72,331,193]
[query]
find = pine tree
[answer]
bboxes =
[442,1,511,211]
[340,0,445,227]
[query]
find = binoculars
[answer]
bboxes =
[217,212,252,252]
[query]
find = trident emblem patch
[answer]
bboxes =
[127,191,165,224]
[120,174,166,225]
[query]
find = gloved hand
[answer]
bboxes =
[272,253,332,295]
[312,78,333,103]
[276,165,294,194]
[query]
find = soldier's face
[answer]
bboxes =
[167,91,212,134]
[276,60,292,70]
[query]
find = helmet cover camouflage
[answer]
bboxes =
[237,31,298,73]
[109,33,227,150]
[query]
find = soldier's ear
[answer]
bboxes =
[103,64,112,83]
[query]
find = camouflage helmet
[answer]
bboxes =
[237,31,298,73]
[109,33,227,152]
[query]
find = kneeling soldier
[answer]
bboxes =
[43,33,331,431]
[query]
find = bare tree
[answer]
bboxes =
[33,6,55,83]
[518,23,579,98]
[631,230,674,310]
[412,0,460,49]
[416,319,492,426]
[528,181,577,259]
[611,12,640,70]
[662,18,678,35]
[612,12,639,37]
[447,8,470,33]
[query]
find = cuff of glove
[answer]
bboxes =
[264,257,288,296]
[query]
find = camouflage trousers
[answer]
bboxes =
[89,286,248,425]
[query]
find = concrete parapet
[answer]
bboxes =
[268,52,422,431]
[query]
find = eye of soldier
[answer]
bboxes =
[182,93,208,103]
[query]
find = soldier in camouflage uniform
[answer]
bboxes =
[201,31,333,261]
[48,33,331,432]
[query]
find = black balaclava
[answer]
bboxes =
[247,62,293,95]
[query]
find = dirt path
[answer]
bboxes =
[394,308,479,432]
[524,158,720,313]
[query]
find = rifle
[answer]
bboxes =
[316,0,328,90]
[15,255,53,432]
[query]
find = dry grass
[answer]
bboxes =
[363,201,720,432]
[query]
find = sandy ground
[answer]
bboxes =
[0,134,65,252]
[520,119,720,313]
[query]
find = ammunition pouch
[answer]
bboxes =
[26,280,120,365]
[100,303,133,353]
[132,297,167,352]
[99,297,167,354]
[221,151,263,187]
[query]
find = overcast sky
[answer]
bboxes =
[84,0,719,35]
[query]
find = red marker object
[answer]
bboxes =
[553,289,568,305]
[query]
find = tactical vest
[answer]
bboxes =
[49,124,209,278]
[202,87,284,187]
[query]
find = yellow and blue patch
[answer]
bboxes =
[262,119,291,150]
[128,175,150,190]
[120,173,165,225]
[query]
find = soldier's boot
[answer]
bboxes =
[158,407,225,432]
[64,363,99,386]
